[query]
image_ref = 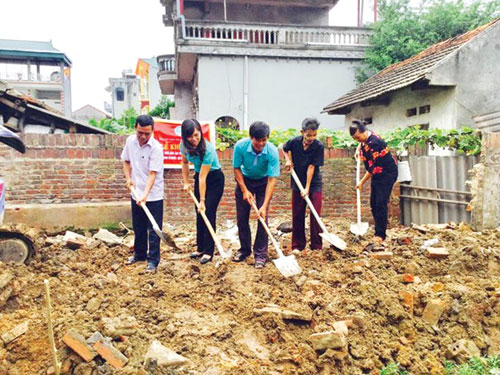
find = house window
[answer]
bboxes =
[419,105,431,114]
[406,108,417,117]
[116,88,124,102]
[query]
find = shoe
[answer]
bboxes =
[232,250,250,263]
[145,263,157,273]
[200,255,212,264]
[254,260,266,269]
[190,251,203,259]
[125,256,146,265]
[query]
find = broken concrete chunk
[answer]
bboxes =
[62,329,97,362]
[93,229,122,246]
[0,286,13,308]
[309,330,346,351]
[422,299,447,326]
[445,339,480,364]
[0,272,13,290]
[426,247,449,259]
[369,251,393,260]
[333,321,349,337]
[63,231,88,242]
[253,304,311,322]
[93,340,128,369]
[1,321,29,345]
[144,340,189,368]
[86,331,105,346]
[86,297,101,314]
[101,316,137,338]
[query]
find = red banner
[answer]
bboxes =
[153,119,214,168]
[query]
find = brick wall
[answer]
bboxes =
[0,134,400,225]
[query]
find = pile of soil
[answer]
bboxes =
[0,219,499,375]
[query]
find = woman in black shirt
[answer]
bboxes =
[350,120,398,245]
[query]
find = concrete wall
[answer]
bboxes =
[343,86,457,131]
[184,2,329,25]
[428,22,500,127]
[172,82,194,120]
[0,134,400,228]
[149,65,162,110]
[197,55,360,130]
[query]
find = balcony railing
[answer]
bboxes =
[179,20,372,47]
[157,54,176,73]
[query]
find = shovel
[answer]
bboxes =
[130,186,179,249]
[350,157,369,236]
[188,190,232,260]
[250,200,301,277]
[283,152,346,251]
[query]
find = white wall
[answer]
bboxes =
[197,55,360,130]
[344,86,457,131]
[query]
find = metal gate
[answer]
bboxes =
[400,155,480,225]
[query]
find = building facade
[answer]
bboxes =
[107,70,140,118]
[157,0,371,129]
[0,39,72,116]
[136,58,162,114]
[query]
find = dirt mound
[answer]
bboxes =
[0,220,499,375]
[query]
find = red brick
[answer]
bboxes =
[62,329,97,362]
[93,340,128,369]
[426,248,449,259]
[401,274,415,283]
[370,252,393,260]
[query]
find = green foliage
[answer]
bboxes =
[89,107,138,134]
[380,362,409,375]
[149,96,175,119]
[444,356,500,375]
[214,126,481,155]
[357,0,500,82]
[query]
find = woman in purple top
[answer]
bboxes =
[350,119,398,245]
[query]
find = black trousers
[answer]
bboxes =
[370,175,397,240]
[131,199,163,266]
[194,169,225,256]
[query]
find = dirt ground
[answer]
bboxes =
[0,217,499,375]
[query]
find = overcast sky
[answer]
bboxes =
[1,0,372,113]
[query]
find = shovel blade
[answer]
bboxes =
[349,222,369,237]
[320,232,347,251]
[272,255,302,277]
[217,243,233,260]
[153,228,179,249]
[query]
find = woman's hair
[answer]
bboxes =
[349,119,368,137]
[181,119,206,161]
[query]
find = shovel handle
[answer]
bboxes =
[283,151,329,234]
[250,201,284,258]
[130,186,160,231]
[356,158,362,225]
[188,190,226,256]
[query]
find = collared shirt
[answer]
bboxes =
[283,136,324,192]
[180,141,221,173]
[233,138,280,179]
[121,134,164,201]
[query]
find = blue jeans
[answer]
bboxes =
[131,199,163,266]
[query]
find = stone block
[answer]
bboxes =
[422,299,447,326]
[144,340,188,368]
[1,321,29,345]
[309,331,346,351]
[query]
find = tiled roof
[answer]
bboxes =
[323,18,500,114]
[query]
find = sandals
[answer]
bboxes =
[190,251,203,259]
[254,261,266,269]
[232,250,250,263]
[200,254,212,264]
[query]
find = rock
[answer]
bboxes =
[61,358,72,375]
[1,321,29,345]
[295,275,307,288]
[46,366,55,375]
[422,299,447,326]
[86,331,105,345]
[101,316,137,339]
[236,331,270,360]
[87,240,101,250]
[106,273,118,283]
[0,287,13,308]
[0,272,13,290]
[445,339,480,364]
[144,340,189,368]
[426,248,449,259]
[86,298,101,313]
[332,321,350,337]
[309,331,346,351]
[318,348,348,362]
[72,363,94,375]
[369,252,393,260]
[93,229,122,246]
[253,304,311,322]
[276,221,293,233]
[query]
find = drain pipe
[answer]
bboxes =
[176,0,187,39]
[243,55,249,130]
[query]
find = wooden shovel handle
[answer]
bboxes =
[249,201,284,258]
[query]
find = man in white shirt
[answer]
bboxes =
[121,115,164,273]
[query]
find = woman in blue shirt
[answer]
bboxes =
[181,119,225,264]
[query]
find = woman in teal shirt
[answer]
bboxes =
[181,119,225,264]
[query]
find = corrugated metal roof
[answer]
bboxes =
[0,39,72,66]
[323,18,500,114]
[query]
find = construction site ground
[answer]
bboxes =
[0,217,499,375]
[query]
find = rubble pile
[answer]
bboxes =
[0,219,499,375]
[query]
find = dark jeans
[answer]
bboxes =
[131,199,163,267]
[370,175,397,240]
[235,176,269,262]
[194,169,225,256]
[291,189,322,250]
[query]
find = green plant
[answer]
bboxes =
[445,356,500,375]
[380,362,408,375]
[149,96,175,119]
